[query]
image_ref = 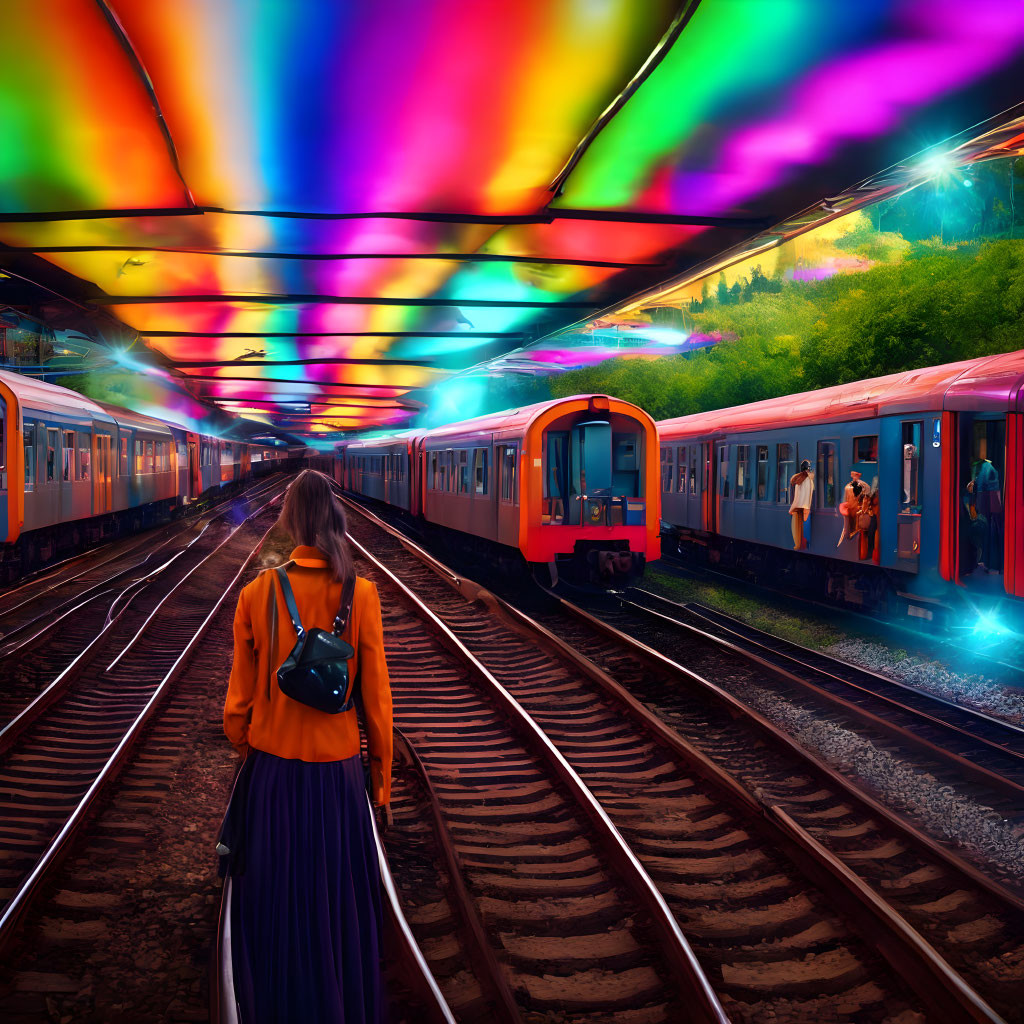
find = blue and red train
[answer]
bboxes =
[656,350,1023,623]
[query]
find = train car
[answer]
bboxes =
[1,368,295,574]
[341,395,660,583]
[250,441,283,478]
[342,435,414,511]
[0,371,179,559]
[657,350,1024,622]
[96,401,178,525]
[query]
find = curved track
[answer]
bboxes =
[630,587,1024,783]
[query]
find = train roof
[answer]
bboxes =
[0,368,113,419]
[658,350,1024,439]
[96,400,175,438]
[412,394,650,444]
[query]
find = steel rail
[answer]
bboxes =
[365,791,458,1024]
[660,590,1024,743]
[339,493,1010,1024]
[620,592,1024,798]
[0,473,283,632]
[392,729,523,1023]
[345,528,729,1024]
[0,486,286,753]
[554,592,1024,923]
[0,490,286,953]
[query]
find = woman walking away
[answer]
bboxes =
[222,469,393,1023]
[788,460,814,550]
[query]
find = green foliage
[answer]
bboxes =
[800,239,1024,388]
[552,238,1024,418]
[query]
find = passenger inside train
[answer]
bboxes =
[960,414,1006,587]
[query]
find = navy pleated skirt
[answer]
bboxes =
[227,750,383,1024]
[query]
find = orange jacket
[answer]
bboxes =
[224,545,393,805]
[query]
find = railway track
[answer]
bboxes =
[350,535,718,1023]
[340,496,1010,1024]
[0,482,289,953]
[524,595,1024,1020]
[0,475,284,645]
[657,551,1023,686]
[596,588,1024,862]
[631,588,1024,766]
[0,478,286,743]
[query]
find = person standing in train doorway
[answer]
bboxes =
[221,469,393,1024]
[967,445,1002,573]
[789,459,814,550]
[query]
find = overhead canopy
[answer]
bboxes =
[1,0,1022,434]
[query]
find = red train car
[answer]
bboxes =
[339,395,660,583]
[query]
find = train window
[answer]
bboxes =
[776,443,794,502]
[816,441,836,508]
[135,439,145,474]
[429,451,439,489]
[457,450,469,494]
[64,431,76,480]
[0,410,4,472]
[901,422,922,511]
[24,421,35,487]
[499,445,517,503]
[119,436,128,476]
[473,448,488,494]
[47,428,58,482]
[756,445,768,500]
[853,435,878,463]
[675,447,687,493]
[690,450,698,495]
[736,445,751,500]
[79,438,91,481]
[719,446,730,498]
[146,440,155,474]
[660,447,673,492]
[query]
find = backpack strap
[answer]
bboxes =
[333,574,356,637]
[275,565,305,640]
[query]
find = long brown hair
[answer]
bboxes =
[279,469,354,583]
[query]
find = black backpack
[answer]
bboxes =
[270,563,357,714]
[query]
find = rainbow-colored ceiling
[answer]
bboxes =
[0,0,1022,434]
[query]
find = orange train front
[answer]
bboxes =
[337,395,660,585]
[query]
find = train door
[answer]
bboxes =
[567,420,611,525]
[92,432,113,513]
[545,431,568,524]
[701,441,713,532]
[895,421,923,569]
[957,413,1006,590]
[188,439,199,498]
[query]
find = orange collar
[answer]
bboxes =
[290,545,330,568]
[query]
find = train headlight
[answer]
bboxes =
[589,502,602,523]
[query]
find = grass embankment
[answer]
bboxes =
[642,568,842,650]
